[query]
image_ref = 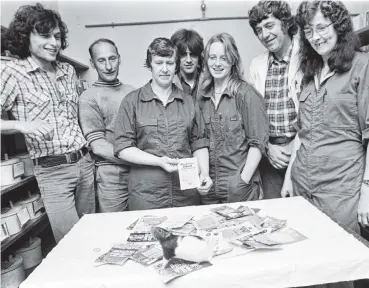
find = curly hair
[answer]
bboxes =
[296,0,361,83]
[200,33,246,97]
[4,3,68,59]
[248,1,298,38]
[144,37,180,74]
[170,29,204,73]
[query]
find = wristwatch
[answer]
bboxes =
[363,179,369,186]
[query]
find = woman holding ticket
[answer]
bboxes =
[197,33,269,204]
[114,37,213,210]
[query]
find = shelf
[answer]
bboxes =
[1,212,49,252]
[356,25,369,47]
[57,53,89,71]
[1,176,36,195]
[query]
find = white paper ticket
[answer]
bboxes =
[178,158,200,190]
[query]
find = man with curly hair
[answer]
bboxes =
[171,29,204,99]
[1,3,95,243]
[248,0,303,199]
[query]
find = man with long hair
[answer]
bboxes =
[1,3,95,242]
[79,39,135,212]
[171,29,204,99]
[248,0,303,199]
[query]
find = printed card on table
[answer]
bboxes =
[178,158,200,190]
[158,215,193,230]
[94,242,145,266]
[130,243,163,265]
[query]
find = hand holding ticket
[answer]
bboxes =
[178,158,201,190]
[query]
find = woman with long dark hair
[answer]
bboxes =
[198,33,269,204]
[282,1,369,239]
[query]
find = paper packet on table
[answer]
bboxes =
[178,158,200,190]
[219,221,266,241]
[94,242,145,266]
[211,205,253,220]
[260,216,287,233]
[133,215,168,233]
[158,215,193,230]
[152,259,212,284]
[170,222,197,236]
[251,227,307,246]
[193,213,220,231]
[231,238,281,250]
[130,243,163,265]
[197,231,233,257]
[127,232,157,242]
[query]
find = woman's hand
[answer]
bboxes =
[159,156,179,173]
[197,174,213,196]
[358,183,369,226]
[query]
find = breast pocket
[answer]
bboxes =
[298,92,311,129]
[25,92,51,121]
[226,116,244,145]
[324,93,357,129]
[136,117,158,150]
[65,94,78,119]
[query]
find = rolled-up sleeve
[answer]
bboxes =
[190,101,210,153]
[358,60,369,147]
[114,92,137,156]
[78,95,105,145]
[240,85,269,155]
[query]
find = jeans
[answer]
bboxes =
[96,164,129,212]
[259,156,285,199]
[34,154,95,243]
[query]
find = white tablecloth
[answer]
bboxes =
[20,196,369,288]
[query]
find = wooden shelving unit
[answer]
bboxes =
[57,53,89,71]
[1,212,49,252]
[1,176,36,196]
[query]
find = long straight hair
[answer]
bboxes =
[200,33,246,97]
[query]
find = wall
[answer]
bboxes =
[2,0,369,88]
[57,0,264,88]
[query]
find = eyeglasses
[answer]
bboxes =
[303,23,333,39]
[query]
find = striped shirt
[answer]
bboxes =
[1,57,86,159]
[265,43,297,138]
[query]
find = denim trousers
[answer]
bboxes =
[34,154,95,243]
[96,164,129,212]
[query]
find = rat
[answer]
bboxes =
[151,226,213,268]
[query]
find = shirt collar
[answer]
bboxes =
[24,56,68,78]
[141,81,184,102]
[198,85,232,99]
[178,72,198,86]
[269,41,293,65]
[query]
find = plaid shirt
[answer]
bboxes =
[265,43,297,138]
[1,57,86,159]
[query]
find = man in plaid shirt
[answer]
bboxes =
[248,1,303,199]
[1,3,95,242]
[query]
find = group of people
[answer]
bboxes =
[1,1,368,268]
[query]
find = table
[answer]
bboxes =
[20,196,369,288]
